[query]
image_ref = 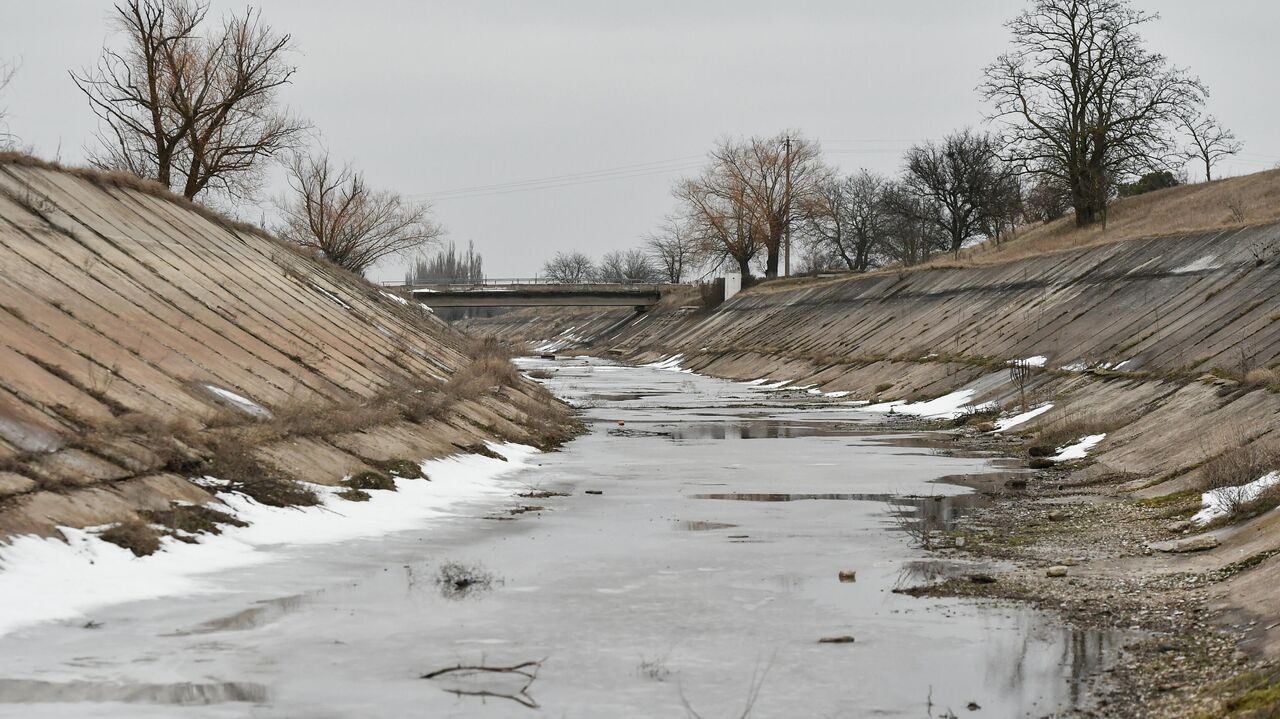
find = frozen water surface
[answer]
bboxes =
[0,357,1125,717]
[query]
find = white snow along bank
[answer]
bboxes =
[0,443,538,638]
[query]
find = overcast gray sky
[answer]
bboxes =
[3,1,1278,280]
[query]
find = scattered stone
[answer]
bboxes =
[967,573,998,584]
[1149,535,1220,553]
[838,570,857,583]
[1048,510,1067,521]
[1004,478,1028,490]
[0,472,36,497]
[1166,519,1194,533]
[967,701,981,711]
[818,635,855,644]
[584,490,604,495]
[1046,566,1069,577]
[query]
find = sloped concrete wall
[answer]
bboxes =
[0,162,563,537]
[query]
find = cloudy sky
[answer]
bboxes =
[2,1,1278,280]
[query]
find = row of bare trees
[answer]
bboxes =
[541,249,661,284]
[652,0,1244,279]
[67,0,440,276]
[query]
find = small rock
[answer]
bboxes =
[584,490,604,495]
[1149,535,1220,553]
[818,635,855,644]
[1005,478,1028,490]
[838,570,857,583]
[967,573,998,584]
[0,472,36,497]
[1166,520,1193,533]
[617,420,625,426]
[967,702,981,711]
[1046,566,1069,577]
[1048,510,1067,521]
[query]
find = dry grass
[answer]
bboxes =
[951,169,1280,267]
[1032,411,1136,450]
[98,520,162,557]
[1198,437,1279,517]
[739,168,1280,299]
[342,471,396,492]
[140,503,246,536]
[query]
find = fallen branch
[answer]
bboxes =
[422,659,545,709]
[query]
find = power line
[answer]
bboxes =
[421,161,706,201]
[415,154,704,199]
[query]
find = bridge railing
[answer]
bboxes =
[384,277,667,290]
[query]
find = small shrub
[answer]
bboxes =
[234,478,320,507]
[337,488,371,502]
[375,459,424,479]
[454,442,506,461]
[1199,439,1279,517]
[342,471,396,491]
[1027,445,1056,457]
[99,520,162,557]
[436,560,496,600]
[205,439,320,507]
[1028,458,1056,470]
[951,404,1001,427]
[1244,367,1279,387]
[140,504,245,535]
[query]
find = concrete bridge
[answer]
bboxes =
[396,280,663,309]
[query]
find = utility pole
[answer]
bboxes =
[782,134,793,277]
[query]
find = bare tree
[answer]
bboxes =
[644,215,698,283]
[72,0,307,202]
[541,251,597,283]
[982,0,1205,227]
[621,249,659,283]
[801,170,889,272]
[902,129,1006,255]
[1024,177,1071,224]
[676,173,763,280]
[0,59,17,147]
[406,240,484,285]
[599,249,656,283]
[1180,113,1241,182]
[276,152,442,276]
[707,132,828,278]
[880,183,950,266]
[599,251,627,282]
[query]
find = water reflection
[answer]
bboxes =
[0,679,267,705]
[167,594,305,635]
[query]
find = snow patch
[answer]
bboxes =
[994,403,1055,432]
[1172,256,1222,274]
[204,384,271,418]
[380,291,409,305]
[1011,356,1048,367]
[0,443,538,637]
[643,354,692,373]
[864,389,986,420]
[1193,471,1280,525]
[309,283,352,310]
[1052,433,1106,461]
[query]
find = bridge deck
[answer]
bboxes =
[410,284,660,308]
